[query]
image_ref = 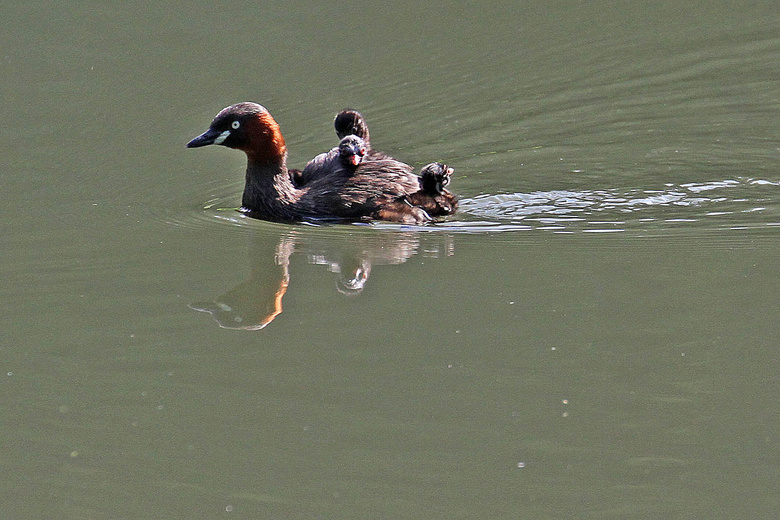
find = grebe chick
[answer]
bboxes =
[292,135,367,186]
[406,162,458,216]
[334,109,393,161]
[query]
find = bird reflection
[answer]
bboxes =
[189,227,454,329]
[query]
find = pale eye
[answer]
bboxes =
[231,121,240,129]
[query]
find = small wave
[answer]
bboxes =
[162,176,778,237]
[456,177,779,234]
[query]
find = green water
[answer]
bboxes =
[2,1,778,518]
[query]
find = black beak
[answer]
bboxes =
[186,128,220,148]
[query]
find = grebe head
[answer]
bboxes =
[338,135,368,167]
[334,109,370,141]
[187,102,287,163]
[419,162,452,193]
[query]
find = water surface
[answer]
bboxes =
[2,1,778,518]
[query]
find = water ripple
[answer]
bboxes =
[456,177,779,234]
[160,176,778,237]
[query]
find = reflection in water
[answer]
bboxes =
[186,176,776,329]
[189,228,453,329]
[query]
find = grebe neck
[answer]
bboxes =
[241,154,300,217]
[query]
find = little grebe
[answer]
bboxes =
[292,134,367,187]
[406,162,459,216]
[187,102,445,224]
[334,109,393,161]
